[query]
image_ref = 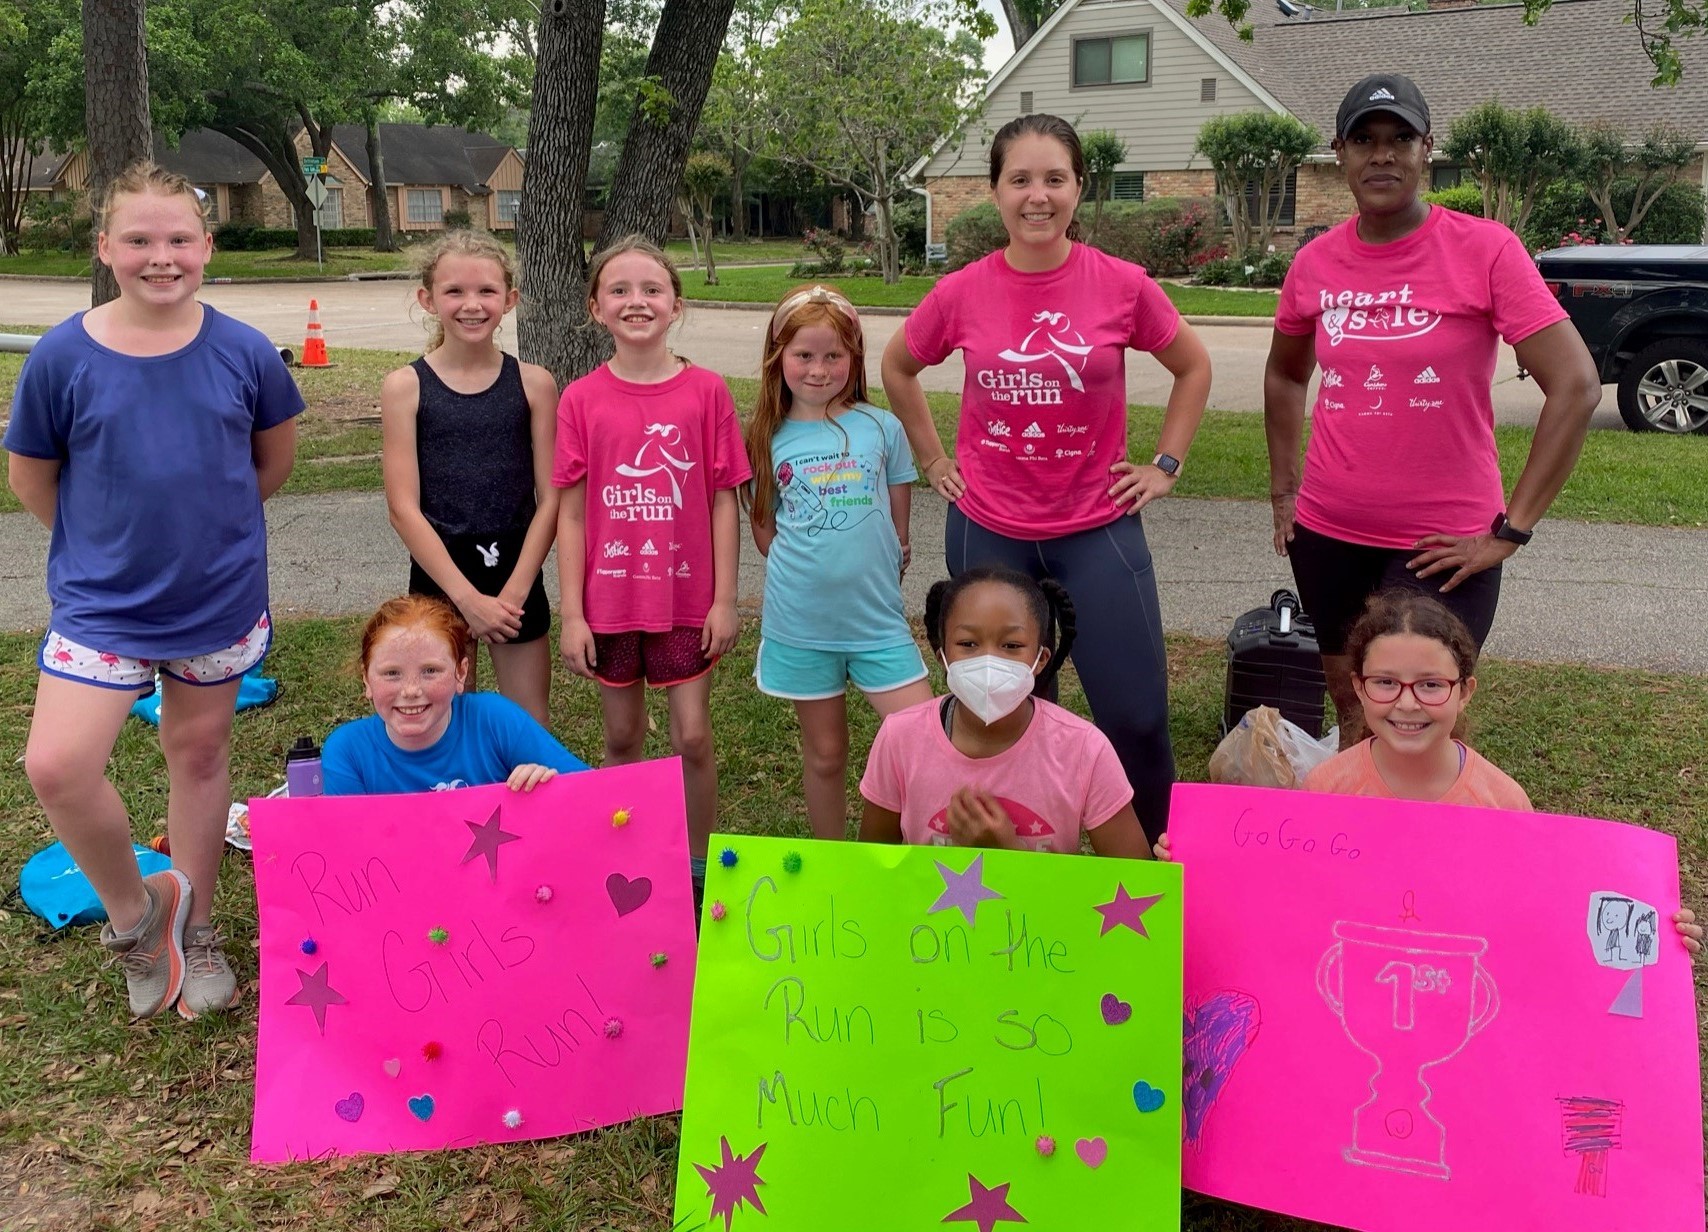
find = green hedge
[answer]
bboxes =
[214,222,385,250]
[944,198,1219,275]
[1523,178,1708,251]
[1422,184,1485,216]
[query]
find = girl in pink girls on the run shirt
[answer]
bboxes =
[881,113,1212,848]
[553,236,752,906]
[5,161,303,1021]
[1265,73,1600,746]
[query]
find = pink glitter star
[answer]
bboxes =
[1094,883,1164,938]
[694,1136,767,1230]
[942,1174,1027,1232]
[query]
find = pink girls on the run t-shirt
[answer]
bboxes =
[905,243,1181,539]
[1274,205,1567,549]
[552,362,751,632]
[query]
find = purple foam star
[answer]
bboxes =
[942,1174,1027,1232]
[461,805,521,882]
[694,1136,767,1231]
[931,854,1003,926]
[285,961,347,1034]
[1095,883,1164,937]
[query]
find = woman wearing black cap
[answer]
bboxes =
[1263,73,1599,744]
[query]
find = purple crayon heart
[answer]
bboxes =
[606,872,653,917]
[1183,989,1262,1149]
[334,1092,364,1123]
[1100,993,1133,1025]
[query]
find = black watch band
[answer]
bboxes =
[1152,452,1181,477]
[1490,512,1533,546]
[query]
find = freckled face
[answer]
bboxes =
[363,624,468,751]
[780,323,854,416]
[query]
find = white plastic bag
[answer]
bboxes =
[1210,706,1338,789]
[1275,716,1338,782]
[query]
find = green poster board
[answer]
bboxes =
[674,836,1184,1231]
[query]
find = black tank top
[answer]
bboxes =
[411,353,536,537]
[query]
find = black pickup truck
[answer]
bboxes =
[1534,244,1708,434]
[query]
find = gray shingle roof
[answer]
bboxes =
[1171,0,1708,140]
[328,124,514,188]
[152,129,268,184]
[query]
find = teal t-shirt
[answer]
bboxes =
[760,403,917,652]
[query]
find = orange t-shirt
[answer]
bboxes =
[1303,738,1532,811]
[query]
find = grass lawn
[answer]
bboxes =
[2,336,1705,527]
[0,614,1702,1230]
[0,248,415,281]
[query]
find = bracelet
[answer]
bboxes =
[924,456,952,476]
[1269,490,1297,499]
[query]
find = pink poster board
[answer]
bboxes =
[247,760,695,1162]
[1171,783,1703,1232]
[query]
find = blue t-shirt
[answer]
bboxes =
[322,691,590,796]
[4,306,305,658]
[761,403,917,652]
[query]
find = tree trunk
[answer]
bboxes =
[215,123,324,262]
[516,0,606,387]
[83,0,152,306]
[1000,0,1042,52]
[729,148,749,241]
[0,119,33,257]
[699,198,718,285]
[874,194,898,284]
[366,112,398,252]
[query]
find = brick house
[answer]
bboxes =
[46,123,525,233]
[913,0,1708,249]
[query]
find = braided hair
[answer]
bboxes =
[923,566,1078,697]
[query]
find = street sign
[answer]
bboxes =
[304,178,330,209]
[925,241,948,264]
[300,156,327,177]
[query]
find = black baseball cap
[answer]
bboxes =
[1335,74,1431,140]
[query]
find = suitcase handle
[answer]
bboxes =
[1270,588,1301,636]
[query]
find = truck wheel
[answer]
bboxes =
[1617,338,1708,434]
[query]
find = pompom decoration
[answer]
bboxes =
[611,808,631,828]
[650,952,669,968]
[502,1109,524,1129]
[718,847,739,868]
[782,851,803,874]
[711,901,728,922]
[1035,1136,1056,1157]
[603,1017,624,1039]
[427,926,449,945]
[535,885,553,904]
[299,938,318,955]
[422,1041,443,1061]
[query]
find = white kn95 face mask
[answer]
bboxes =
[942,652,1040,724]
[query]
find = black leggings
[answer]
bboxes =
[946,504,1174,842]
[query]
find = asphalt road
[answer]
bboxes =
[1,487,1702,674]
[0,276,1630,430]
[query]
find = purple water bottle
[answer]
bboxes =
[285,736,323,798]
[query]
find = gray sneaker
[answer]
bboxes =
[178,924,241,1020]
[99,869,192,1019]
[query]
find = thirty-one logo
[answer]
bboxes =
[1022,422,1045,439]
[997,310,1092,392]
[1414,366,1441,384]
[1369,87,1396,101]
[1364,365,1387,390]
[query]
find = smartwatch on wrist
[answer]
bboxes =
[1490,512,1533,546]
[1152,453,1182,478]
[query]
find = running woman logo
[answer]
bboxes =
[1319,285,1441,347]
[605,422,696,521]
[977,310,1092,405]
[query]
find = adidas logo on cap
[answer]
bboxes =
[1370,87,1396,101]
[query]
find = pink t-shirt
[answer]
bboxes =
[1303,738,1532,811]
[553,362,751,632]
[905,244,1180,539]
[1275,206,1567,549]
[860,696,1134,852]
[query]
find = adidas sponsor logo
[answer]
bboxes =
[1414,366,1441,384]
[639,539,658,556]
[1022,422,1045,438]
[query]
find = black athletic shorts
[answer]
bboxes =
[408,529,551,644]
[1286,521,1502,656]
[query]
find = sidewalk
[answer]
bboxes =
[2,490,1702,674]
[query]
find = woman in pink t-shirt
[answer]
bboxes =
[881,114,1212,844]
[1264,73,1600,744]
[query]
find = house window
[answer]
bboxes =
[1241,168,1298,226]
[406,189,443,224]
[1111,171,1145,202]
[1072,33,1150,87]
[1431,164,1470,191]
[1020,90,1034,113]
[195,185,220,223]
[1200,77,1217,102]
[497,190,522,223]
[316,186,344,229]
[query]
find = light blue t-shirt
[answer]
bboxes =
[761,403,917,652]
[4,306,305,658]
[322,691,589,796]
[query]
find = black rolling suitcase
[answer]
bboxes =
[1222,589,1327,738]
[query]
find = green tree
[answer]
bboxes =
[1443,100,1579,234]
[699,0,786,240]
[764,0,984,283]
[84,0,153,302]
[0,0,73,255]
[1573,120,1697,241]
[1194,110,1317,255]
[681,150,730,284]
[1081,128,1126,242]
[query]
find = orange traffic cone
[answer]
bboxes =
[300,298,330,367]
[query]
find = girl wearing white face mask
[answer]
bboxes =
[859,568,1150,857]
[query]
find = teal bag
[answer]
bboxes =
[18,841,171,929]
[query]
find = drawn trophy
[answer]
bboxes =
[1317,922,1500,1180]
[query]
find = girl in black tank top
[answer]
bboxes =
[379,231,564,730]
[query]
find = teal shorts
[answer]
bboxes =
[754,638,928,701]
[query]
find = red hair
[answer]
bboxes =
[358,596,472,673]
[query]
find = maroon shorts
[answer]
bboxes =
[592,626,714,688]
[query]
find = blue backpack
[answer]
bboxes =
[17,841,171,929]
